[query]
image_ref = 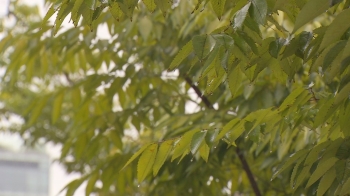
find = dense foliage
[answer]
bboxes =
[1,0,350,195]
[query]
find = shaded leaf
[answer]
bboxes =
[250,0,267,25]
[192,35,215,60]
[191,130,207,154]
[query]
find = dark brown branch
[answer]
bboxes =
[184,77,213,109]
[235,147,262,196]
[183,75,262,196]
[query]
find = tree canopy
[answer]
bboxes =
[1,0,350,195]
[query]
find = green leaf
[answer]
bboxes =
[250,0,267,25]
[153,140,174,176]
[216,118,240,141]
[168,40,193,71]
[336,142,350,160]
[191,130,207,154]
[52,92,64,124]
[290,159,302,189]
[319,9,350,51]
[71,0,84,23]
[109,2,124,21]
[121,143,152,170]
[335,82,350,105]
[341,39,350,60]
[142,0,156,12]
[41,5,56,26]
[28,96,48,126]
[64,178,85,196]
[210,0,227,20]
[234,2,251,29]
[155,0,172,15]
[172,129,199,161]
[192,35,215,60]
[199,142,210,162]
[313,98,335,128]
[323,41,347,71]
[293,0,330,33]
[54,3,73,35]
[278,86,305,112]
[269,38,285,59]
[137,143,158,182]
[340,177,350,195]
[271,149,309,180]
[304,141,332,166]
[228,65,242,97]
[306,157,338,187]
[85,172,99,196]
[317,167,336,196]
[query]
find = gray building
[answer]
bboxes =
[0,146,49,196]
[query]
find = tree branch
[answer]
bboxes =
[183,76,262,196]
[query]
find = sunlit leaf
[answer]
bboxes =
[137,143,158,182]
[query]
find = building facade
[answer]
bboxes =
[0,146,49,196]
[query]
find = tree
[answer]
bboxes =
[1,0,350,195]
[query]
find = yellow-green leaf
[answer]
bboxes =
[71,0,84,22]
[317,167,336,196]
[192,34,215,60]
[155,0,172,15]
[313,98,335,128]
[109,2,124,21]
[153,140,174,176]
[172,129,199,161]
[228,65,242,97]
[85,172,99,196]
[28,96,48,126]
[292,0,330,33]
[41,5,56,26]
[52,92,64,124]
[216,118,240,142]
[199,142,210,162]
[319,9,350,51]
[278,86,305,112]
[168,40,193,71]
[210,0,226,20]
[335,82,350,105]
[271,149,309,180]
[340,177,350,195]
[142,0,156,12]
[137,143,158,182]
[306,157,338,187]
[121,143,152,170]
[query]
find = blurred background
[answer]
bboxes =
[0,0,85,195]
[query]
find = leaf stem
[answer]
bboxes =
[183,75,262,196]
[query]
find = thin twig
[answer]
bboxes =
[183,76,262,196]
